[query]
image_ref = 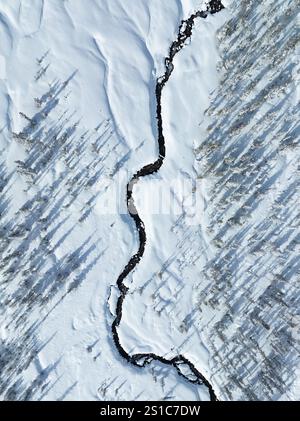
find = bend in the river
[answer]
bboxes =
[112,1,225,402]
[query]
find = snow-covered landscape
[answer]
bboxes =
[0,0,299,402]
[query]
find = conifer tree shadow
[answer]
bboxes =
[0,66,128,400]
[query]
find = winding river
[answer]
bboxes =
[112,1,225,401]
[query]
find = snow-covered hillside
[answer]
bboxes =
[0,0,299,401]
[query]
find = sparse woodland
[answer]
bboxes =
[192,0,300,400]
[0,56,129,399]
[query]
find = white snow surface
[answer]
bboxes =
[0,0,299,401]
